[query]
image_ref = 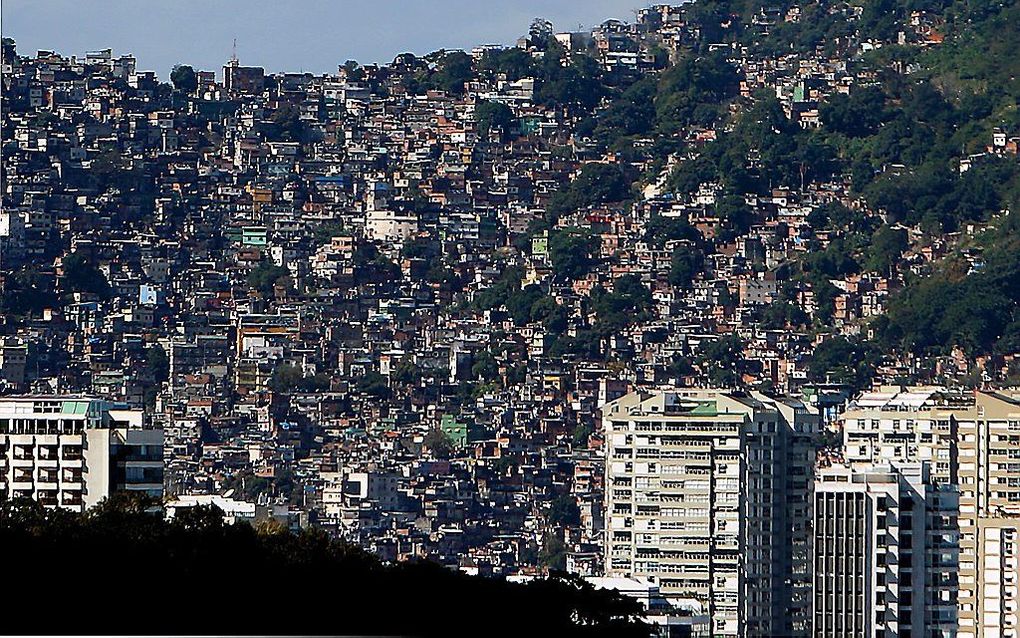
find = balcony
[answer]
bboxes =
[61,491,84,507]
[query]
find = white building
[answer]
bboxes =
[602,389,818,637]
[841,386,1020,637]
[813,462,954,638]
[364,208,418,246]
[0,396,162,511]
[165,493,256,524]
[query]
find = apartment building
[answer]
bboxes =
[841,387,1020,638]
[602,389,818,637]
[958,390,1020,638]
[842,386,970,483]
[813,463,955,638]
[0,396,163,511]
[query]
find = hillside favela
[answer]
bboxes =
[3,0,1020,636]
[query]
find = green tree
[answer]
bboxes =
[549,229,599,281]
[668,245,704,288]
[423,428,454,459]
[820,86,886,137]
[865,225,908,273]
[697,334,744,387]
[269,364,304,393]
[269,102,306,142]
[0,266,57,316]
[476,100,516,141]
[809,336,880,390]
[432,51,473,96]
[248,262,291,296]
[548,495,581,527]
[591,275,653,334]
[356,371,391,399]
[169,64,198,93]
[471,351,500,382]
[571,422,594,447]
[480,47,535,80]
[536,54,604,109]
[62,252,110,298]
[0,498,650,636]
[539,531,567,571]
[146,344,170,384]
[547,163,631,220]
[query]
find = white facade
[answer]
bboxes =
[813,463,948,638]
[0,397,162,511]
[841,387,1020,637]
[364,209,418,245]
[603,389,818,637]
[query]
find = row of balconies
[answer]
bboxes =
[7,467,84,482]
[6,487,83,506]
[7,444,84,461]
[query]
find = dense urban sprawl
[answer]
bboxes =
[4,0,1020,635]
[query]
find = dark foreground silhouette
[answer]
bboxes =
[1,496,649,637]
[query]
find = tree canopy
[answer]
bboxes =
[0,496,649,637]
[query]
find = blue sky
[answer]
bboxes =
[2,0,644,79]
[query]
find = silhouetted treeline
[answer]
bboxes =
[1,496,648,636]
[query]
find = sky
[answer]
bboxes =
[2,0,644,79]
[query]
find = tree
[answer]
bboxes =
[589,76,657,145]
[809,336,880,390]
[480,47,535,81]
[248,262,291,296]
[697,334,744,387]
[506,284,546,326]
[654,51,738,134]
[546,163,631,220]
[476,100,516,141]
[820,86,886,137]
[269,363,304,394]
[530,296,568,334]
[669,245,704,288]
[668,354,695,379]
[536,54,604,110]
[432,51,473,96]
[146,344,170,384]
[761,301,809,329]
[393,357,422,386]
[269,102,306,142]
[549,229,599,281]
[539,531,567,570]
[571,422,594,447]
[548,495,581,527]
[644,214,700,248]
[356,371,391,399]
[0,498,650,636]
[471,351,500,382]
[62,252,110,298]
[423,428,455,459]
[528,18,554,47]
[170,64,198,93]
[865,225,908,273]
[0,266,57,316]
[591,276,653,334]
